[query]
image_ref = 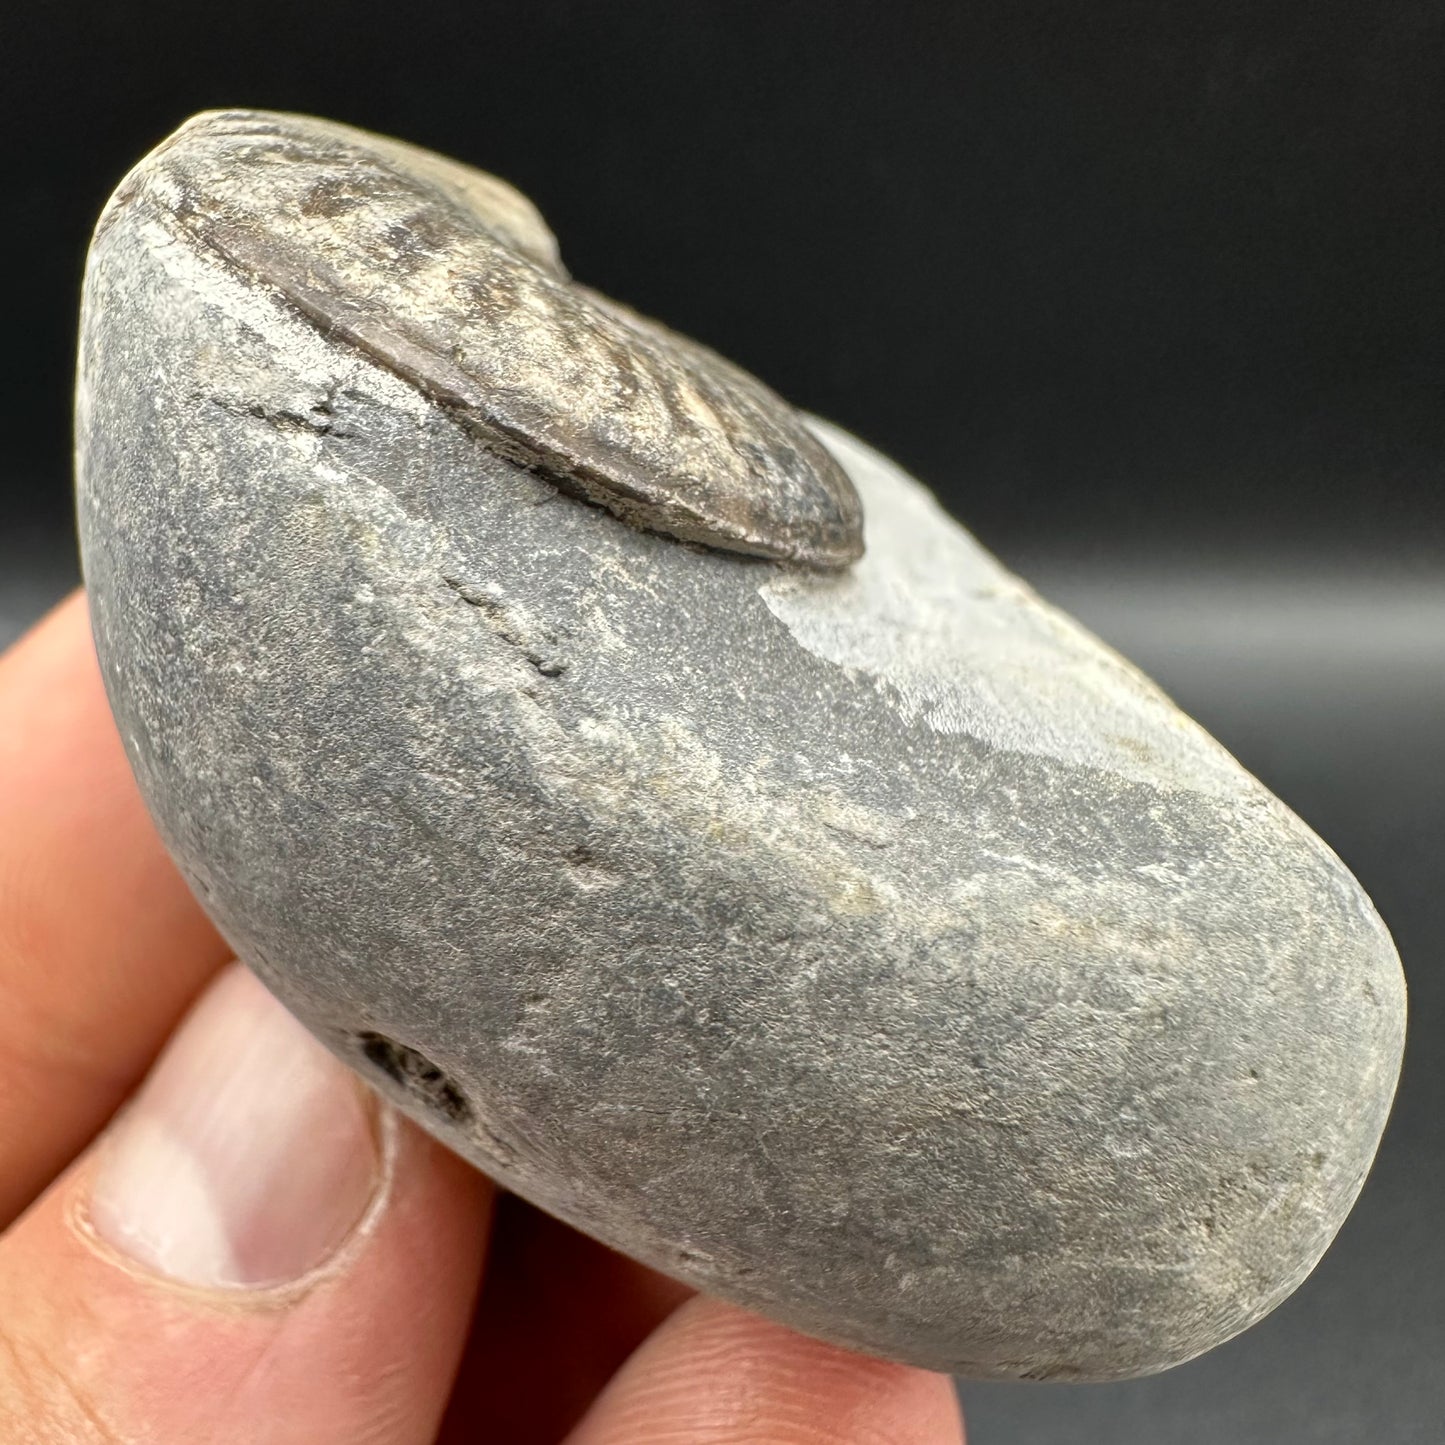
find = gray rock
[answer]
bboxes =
[75,111,1405,1382]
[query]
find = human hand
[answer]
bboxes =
[0,592,966,1443]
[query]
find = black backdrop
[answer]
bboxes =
[1,3,1441,1441]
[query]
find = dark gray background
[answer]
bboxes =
[1,2,1441,1439]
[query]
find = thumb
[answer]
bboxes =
[0,963,492,1444]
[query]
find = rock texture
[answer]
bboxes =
[75,111,1406,1381]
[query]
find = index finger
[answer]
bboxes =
[0,591,229,1226]
[564,1296,966,1445]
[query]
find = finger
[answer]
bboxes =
[438,1194,692,1444]
[0,963,492,1444]
[564,1296,965,1445]
[0,592,229,1225]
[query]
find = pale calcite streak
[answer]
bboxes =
[762,420,1252,799]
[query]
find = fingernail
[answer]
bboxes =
[90,963,381,1289]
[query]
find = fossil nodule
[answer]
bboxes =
[76,110,1405,1382]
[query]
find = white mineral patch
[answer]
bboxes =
[762,420,1250,800]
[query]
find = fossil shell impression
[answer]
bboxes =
[100,110,861,569]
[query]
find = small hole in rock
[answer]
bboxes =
[358,1031,473,1125]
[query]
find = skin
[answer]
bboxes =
[0,591,965,1444]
